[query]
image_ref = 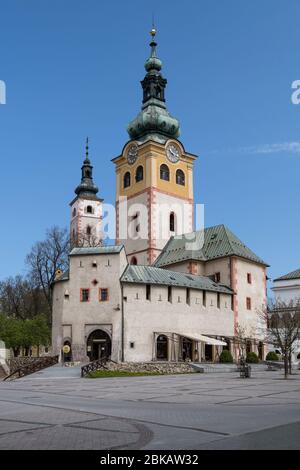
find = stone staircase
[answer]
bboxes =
[191,363,238,373]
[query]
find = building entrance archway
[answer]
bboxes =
[86,329,111,361]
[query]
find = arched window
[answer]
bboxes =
[176,169,185,186]
[86,226,91,235]
[72,208,76,218]
[156,335,168,361]
[170,212,175,232]
[86,205,93,214]
[160,164,170,181]
[131,256,137,265]
[135,166,144,182]
[124,172,131,188]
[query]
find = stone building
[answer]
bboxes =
[272,268,300,304]
[272,268,300,362]
[52,29,268,363]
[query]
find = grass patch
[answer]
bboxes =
[87,370,163,378]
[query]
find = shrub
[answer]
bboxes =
[266,351,279,361]
[219,350,233,363]
[246,352,259,363]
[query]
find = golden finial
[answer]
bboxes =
[150,14,156,38]
[150,27,156,38]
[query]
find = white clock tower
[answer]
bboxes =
[70,139,103,248]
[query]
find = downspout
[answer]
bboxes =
[121,282,124,362]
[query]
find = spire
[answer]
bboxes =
[127,26,180,143]
[144,24,162,73]
[75,138,99,198]
[84,137,90,163]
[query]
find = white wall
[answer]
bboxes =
[123,284,234,362]
[52,249,127,361]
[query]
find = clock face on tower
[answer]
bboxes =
[166,143,180,163]
[127,143,139,165]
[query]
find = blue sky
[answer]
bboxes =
[0,0,299,285]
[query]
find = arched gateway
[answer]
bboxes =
[86,329,111,361]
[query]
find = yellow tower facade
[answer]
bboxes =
[112,29,197,265]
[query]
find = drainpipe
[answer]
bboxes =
[121,283,124,362]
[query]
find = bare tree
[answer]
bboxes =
[72,233,103,248]
[233,323,256,360]
[71,227,103,249]
[0,275,48,320]
[259,300,300,378]
[26,226,70,316]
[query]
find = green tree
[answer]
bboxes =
[0,315,23,356]
[0,314,50,357]
[219,350,233,363]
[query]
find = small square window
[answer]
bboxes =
[130,342,135,349]
[99,288,109,302]
[81,289,90,302]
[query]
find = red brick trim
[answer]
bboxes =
[230,257,238,333]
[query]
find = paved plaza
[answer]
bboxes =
[0,365,300,449]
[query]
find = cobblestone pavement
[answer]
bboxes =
[0,365,300,449]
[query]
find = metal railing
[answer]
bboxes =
[81,356,108,378]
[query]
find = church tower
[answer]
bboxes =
[70,139,103,247]
[113,28,197,266]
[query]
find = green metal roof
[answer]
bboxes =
[154,224,268,268]
[121,265,233,294]
[274,268,300,281]
[70,246,124,256]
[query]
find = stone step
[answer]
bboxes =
[191,363,238,373]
